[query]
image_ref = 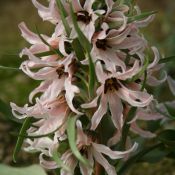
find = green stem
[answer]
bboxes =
[119,107,137,150]
[118,143,163,175]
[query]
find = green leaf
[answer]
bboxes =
[120,107,137,149]
[0,65,20,71]
[158,130,175,148]
[56,0,71,36]
[72,39,85,61]
[86,52,96,98]
[70,3,96,98]
[35,51,56,58]
[35,26,64,57]
[13,117,32,162]
[67,115,90,166]
[70,3,92,53]
[52,151,71,173]
[128,11,157,23]
[13,121,66,139]
[0,164,47,175]
[159,56,175,63]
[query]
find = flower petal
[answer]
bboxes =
[90,95,108,130]
[131,122,156,138]
[92,148,117,175]
[92,142,138,159]
[18,22,40,44]
[65,77,83,115]
[108,93,123,130]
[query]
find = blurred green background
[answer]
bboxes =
[0,0,175,174]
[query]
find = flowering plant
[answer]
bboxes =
[9,0,175,175]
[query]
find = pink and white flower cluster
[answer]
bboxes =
[11,0,166,174]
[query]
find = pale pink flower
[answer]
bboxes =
[104,0,129,32]
[85,22,147,72]
[18,22,65,57]
[82,61,153,131]
[18,50,82,115]
[108,102,164,146]
[32,0,68,24]
[70,0,105,41]
[41,120,138,175]
[146,47,167,86]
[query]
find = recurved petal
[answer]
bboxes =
[29,80,52,103]
[118,86,153,107]
[115,60,140,80]
[18,22,40,45]
[147,72,167,86]
[10,103,28,119]
[131,122,156,138]
[148,47,160,69]
[40,153,58,169]
[92,142,138,159]
[92,148,117,175]
[65,77,83,115]
[135,14,155,28]
[95,61,108,83]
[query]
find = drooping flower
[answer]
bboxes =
[40,120,138,175]
[82,61,153,131]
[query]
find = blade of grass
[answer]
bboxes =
[13,117,32,162]
[67,115,90,166]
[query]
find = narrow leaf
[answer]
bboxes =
[56,0,71,36]
[159,56,175,63]
[35,51,56,58]
[70,3,96,98]
[35,26,64,57]
[0,65,20,71]
[70,3,92,53]
[86,52,96,98]
[52,151,71,173]
[128,11,157,23]
[13,117,32,162]
[67,116,90,166]
[72,39,85,61]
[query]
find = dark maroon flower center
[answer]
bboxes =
[77,11,91,24]
[104,78,121,94]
